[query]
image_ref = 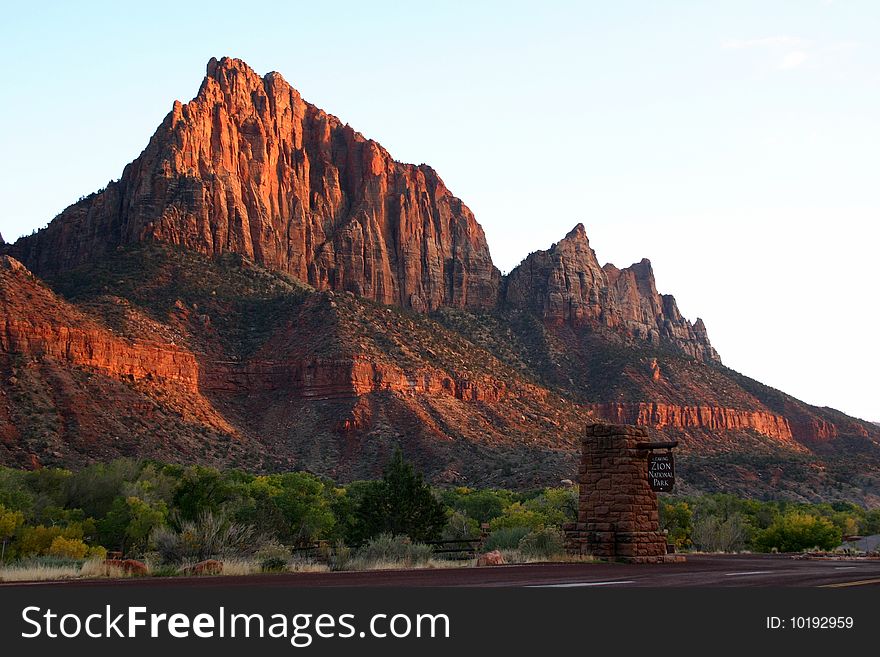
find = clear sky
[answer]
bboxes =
[1,1,878,421]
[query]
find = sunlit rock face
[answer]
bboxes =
[8,57,500,312]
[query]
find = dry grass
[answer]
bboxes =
[422,559,472,569]
[189,559,331,576]
[287,560,330,573]
[498,549,599,565]
[344,557,471,572]
[79,559,131,579]
[0,552,598,583]
[0,564,81,582]
[0,559,148,582]
[216,559,260,576]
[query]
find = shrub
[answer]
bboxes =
[442,511,479,541]
[659,500,693,549]
[148,564,180,578]
[150,512,263,564]
[354,533,433,567]
[150,525,183,564]
[14,524,85,558]
[329,541,352,571]
[260,557,288,573]
[47,536,89,560]
[87,545,108,560]
[691,514,749,552]
[484,526,531,551]
[488,503,546,532]
[517,526,565,559]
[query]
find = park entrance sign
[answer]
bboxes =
[563,424,684,563]
[648,452,675,492]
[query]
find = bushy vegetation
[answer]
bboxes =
[659,494,879,553]
[1,458,877,576]
[517,526,566,559]
[353,533,434,568]
[343,450,447,543]
[0,461,341,565]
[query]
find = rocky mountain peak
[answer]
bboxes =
[506,225,720,363]
[8,57,501,312]
[564,222,588,241]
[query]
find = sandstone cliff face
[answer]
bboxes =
[9,57,500,312]
[505,224,720,362]
[0,255,515,418]
[587,402,794,443]
[0,256,199,390]
[204,356,509,403]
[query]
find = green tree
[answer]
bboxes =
[754,511,842,552]
[439,487,514,523]
[171,466,238,520]
[62,459,142,519]
[0,468,34,517]
[659,500,693,549]
[442,510,480,541]
[236,473,335,545]
[352,450,446,543]
[523,488,578,527]
[0,503,25,561]
[488,502,546,531]
[328,482,368,544]
[100,496,167,554]
[862,509,880,536]
[14,523,85,558]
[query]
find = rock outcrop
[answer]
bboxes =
[505,224,720,362]
[0,256,516,407]
[9,57,500,312]
[0,256,201,391]
[204,356,510,403]
[587,402,794,442]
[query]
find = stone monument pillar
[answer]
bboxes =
[564,423,683,563]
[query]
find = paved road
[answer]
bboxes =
[5,554,880,588]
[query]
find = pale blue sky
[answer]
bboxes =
[1,1,878,420]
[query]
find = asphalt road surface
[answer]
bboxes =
[5,554,880,588]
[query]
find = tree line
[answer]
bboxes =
[1,454,877,564]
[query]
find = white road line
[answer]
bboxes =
[530,580,635,588]
[833,566,858,570]
[724,571,772,576]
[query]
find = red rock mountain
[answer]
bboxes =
[2,58,879,503]
[10,57,500,312]
[504,224,719,363]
